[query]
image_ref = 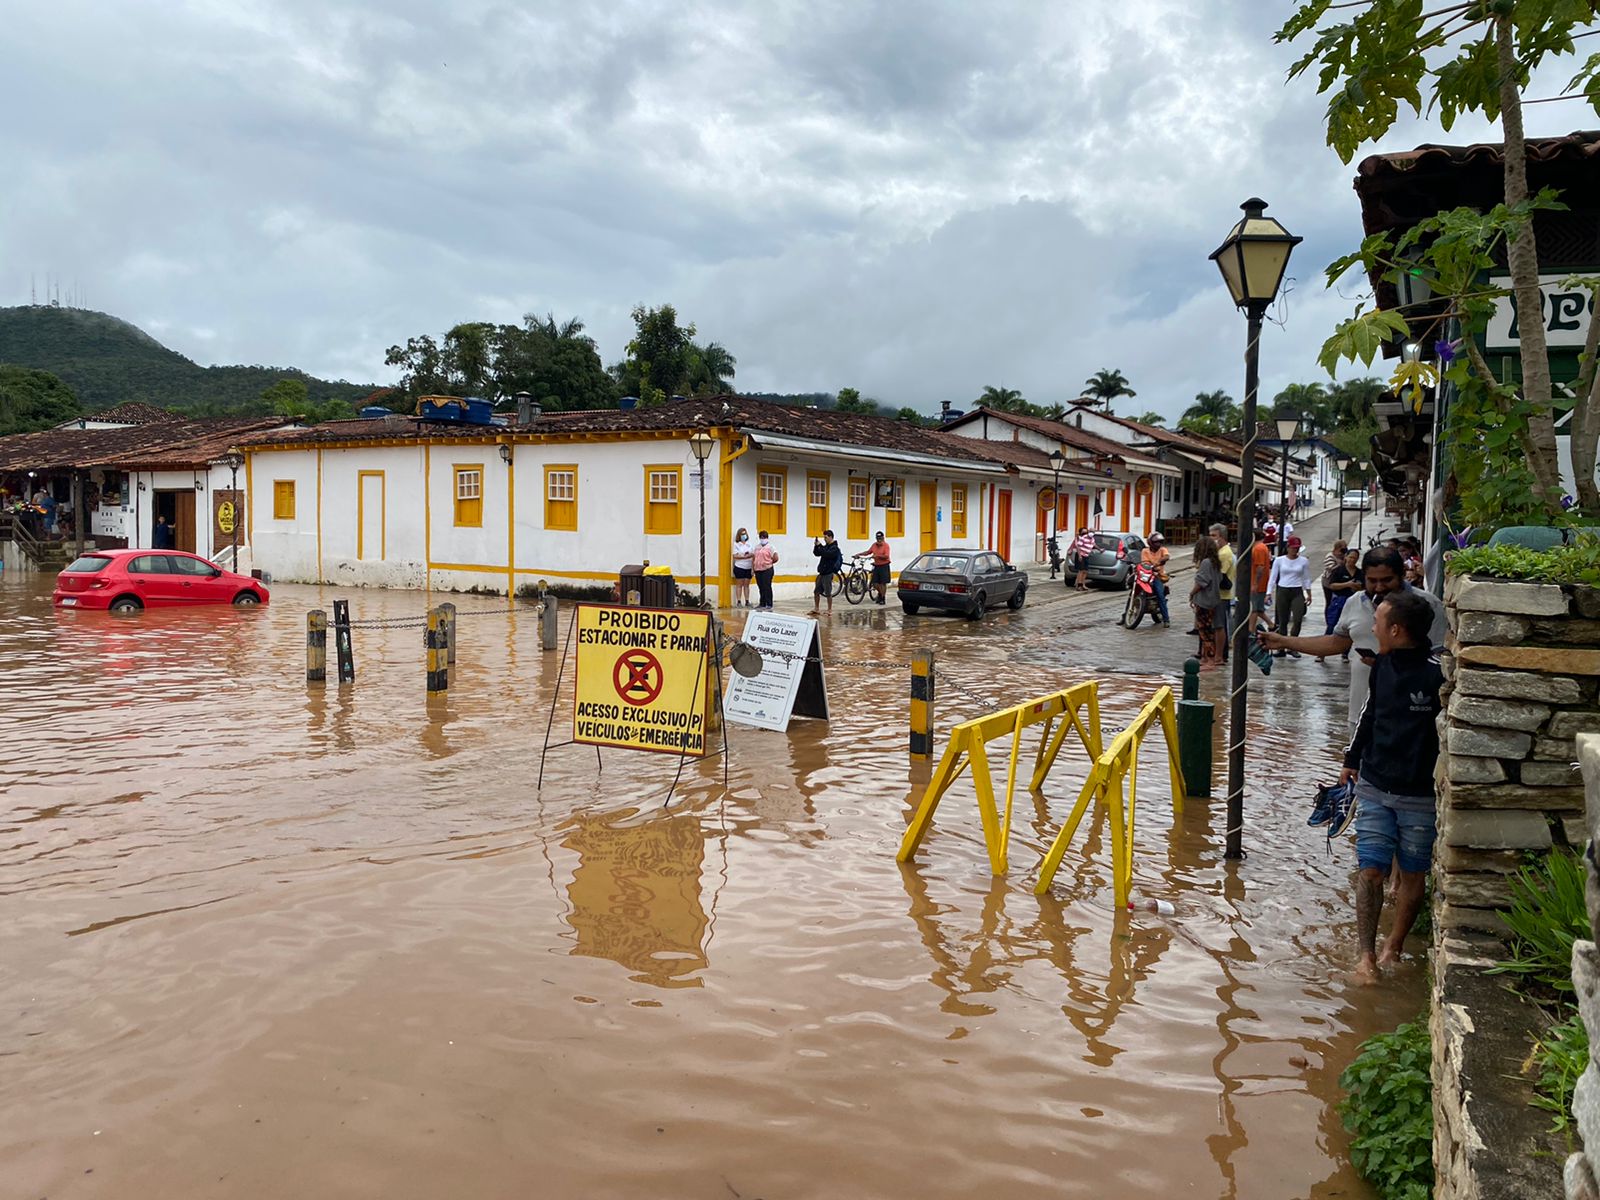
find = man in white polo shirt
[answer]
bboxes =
[1260,545,1447,732]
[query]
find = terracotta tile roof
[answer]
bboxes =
[244,395,1004,467]
[91,401,182,426]
[0,417,286,472]
[925,432,1101,477]
[941,407,1175,472]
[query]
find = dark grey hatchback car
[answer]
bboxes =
[897,549,1027,619]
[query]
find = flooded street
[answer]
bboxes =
[2,532,1422,1198]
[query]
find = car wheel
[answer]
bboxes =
[1007,585,1026,610]
[965,591,986,620]
[901,602,919,615]
[109,596,142,614]
[233,591,261,606]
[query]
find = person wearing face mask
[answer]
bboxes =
[731,527,755,607]
[750,531,778,610]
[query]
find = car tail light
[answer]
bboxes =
[1116,543,1126,560]
[91,580,109,589]
[947,584,967,594]
[901,580,918,590]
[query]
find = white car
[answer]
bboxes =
[1341,489,1370,510]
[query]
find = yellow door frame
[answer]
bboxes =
[357,469,386,560]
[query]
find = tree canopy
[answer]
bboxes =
[385,313,616,412]
[1079,368,1137,413]
[0,365,82,435]
[609,304,735,405]
[1178,390,1240,436]
[1279,0,1600,524]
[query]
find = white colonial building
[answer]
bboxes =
[241,397,1068,603]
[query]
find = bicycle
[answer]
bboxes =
[831,554,874,604]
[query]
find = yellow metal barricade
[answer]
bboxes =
[1034,686,1185,906]
[896,682,1102,875]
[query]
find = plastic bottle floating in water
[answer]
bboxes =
[1127,898,1175,915]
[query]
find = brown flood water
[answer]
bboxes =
[1,571,1423,1198]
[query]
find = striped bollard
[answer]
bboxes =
[426,606,449,695]
[910,649,935,761]
[306,610,327,684]
[439,601,457,668]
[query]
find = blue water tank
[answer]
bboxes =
[619,396,639,411]
[359,406,393,419]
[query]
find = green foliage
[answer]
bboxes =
[1532,1010,1588,1137]
[0,305,371,414]
[1447,538,1600,585]
[979,384,1029,413]
[1491,850,1592,995]
[387,312,616,412]
[1079,368,1136,410]
[261,378,309,417]
[1178,389,1239,435]
[1278,0,1600,164]
[0,365,82,434]
[1317,307,1411,374]
[1338,1017,1433,1200]
[609,304,734,403]
[1133,410,1166,427]
[835,386,873,414]
[895,406,927,425]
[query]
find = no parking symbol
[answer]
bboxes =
[613,649,664,706]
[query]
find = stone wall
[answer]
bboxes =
[1565,735,1600,1200]
[1433,575,1599,1199]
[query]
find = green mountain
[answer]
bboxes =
[0,305,376,414]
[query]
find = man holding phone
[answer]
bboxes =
[1259,546,1446,732]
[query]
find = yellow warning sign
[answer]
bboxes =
[573,604,713,757]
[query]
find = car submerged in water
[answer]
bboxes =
[52,549,271,612]
[897,548,1027,619]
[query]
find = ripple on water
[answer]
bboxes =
[0,571,1413,1198]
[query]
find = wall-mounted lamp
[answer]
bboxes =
[498,443,512,465]
[137,481,147,493]
[194,480,205,492]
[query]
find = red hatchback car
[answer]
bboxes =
[53,549,271,612]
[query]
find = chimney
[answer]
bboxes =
[514,391,538,426]
[939,399,951,422]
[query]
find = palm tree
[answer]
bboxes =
[1178,389,1240,436]
[1078,368,1136,414]
[1134,410,1167,427]
[979,385,1028,413]
[1042,402,1068,421]
[1273,381,1331,434]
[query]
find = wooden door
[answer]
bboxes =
[1074,494,1089,535]
[919,482,937,551]
[995,490,1012,556]
[174,490,196,553]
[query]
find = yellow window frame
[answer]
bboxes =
[644,464,683,535]
[806,471,830,537]
[847,478,869,540]
[951,484,967,538]
[453,464,484,528]
[757,465,787,535]
[545,464,578,531]
[272,480,296,521]
[882,477,904,538]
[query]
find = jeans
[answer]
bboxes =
[1353,778,1437,873]
[755,568,775,609]
[1151,578,1170,624]
[1274,590,1305,637]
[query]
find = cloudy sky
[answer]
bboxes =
[2,1,1588,420]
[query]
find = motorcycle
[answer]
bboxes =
[1118,561,1159,629]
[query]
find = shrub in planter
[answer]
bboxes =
[1339,1017,1432,1200]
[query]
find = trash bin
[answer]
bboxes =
[619,565,676,608]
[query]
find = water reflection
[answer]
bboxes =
[560,804,710,989]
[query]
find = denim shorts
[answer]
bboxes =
[1353,777,1437,874]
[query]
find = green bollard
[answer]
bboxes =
[1176,657,1214,797]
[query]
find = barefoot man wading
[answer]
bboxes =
[1338,590,1443,983]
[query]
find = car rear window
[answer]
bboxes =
[909,554,972,573]
[1092,534,1123,551]
[63,555,112,573]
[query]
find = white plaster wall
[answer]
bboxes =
[249,450,324,582]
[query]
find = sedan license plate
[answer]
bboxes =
[59,598,77,606]
[920,583,946,592]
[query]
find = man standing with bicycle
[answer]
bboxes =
[809,529,844,616]
[858,530,892,606]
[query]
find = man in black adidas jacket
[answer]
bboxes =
[1338,589,1444,984]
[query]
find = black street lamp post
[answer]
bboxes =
[1048,448,1066,578]
[1335,455,1351,541]
[1274,407,1301,553]
[688,430,715,605]
[1208,197,1302,861]
[218,449,245,568]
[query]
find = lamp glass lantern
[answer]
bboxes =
[688,431,715,463]
[498,443,512,464]
[1335,455,1351,472]
[1208,198,1304,311]
[1274,408,1301,443]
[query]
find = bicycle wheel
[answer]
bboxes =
[844,570,869,604]
[825,572,844,598]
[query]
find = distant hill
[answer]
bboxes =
[0,305,375,413]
